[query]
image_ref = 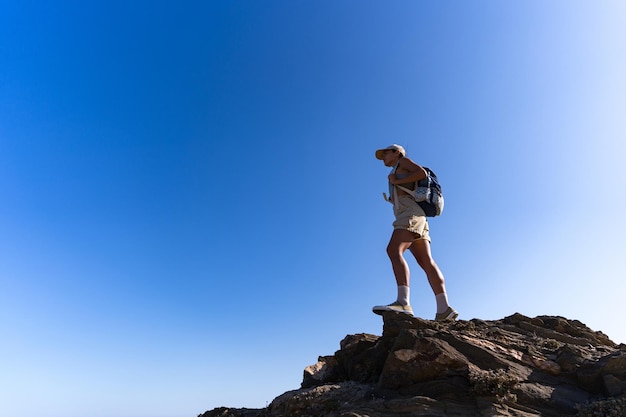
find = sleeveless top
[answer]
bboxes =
[389,167,415,199]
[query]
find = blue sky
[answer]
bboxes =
[1,1,625,416]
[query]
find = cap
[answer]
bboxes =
[375,144,406,160]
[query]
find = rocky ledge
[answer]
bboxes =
[200,313,626,417]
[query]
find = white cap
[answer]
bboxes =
[375,144,406,160]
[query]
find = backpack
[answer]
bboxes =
[395,167,445,217]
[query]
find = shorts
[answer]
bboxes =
[393,195,431,242]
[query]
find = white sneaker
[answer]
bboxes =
[435,307,459,321]
[372,302,414,316]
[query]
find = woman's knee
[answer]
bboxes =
[386,242,400,259]
[387,241,409,260]
[413,250,439,273]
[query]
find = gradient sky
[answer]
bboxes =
[1,1,625,417]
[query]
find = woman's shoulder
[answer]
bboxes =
[398,156,422,170]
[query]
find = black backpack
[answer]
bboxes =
[396,167,444,217]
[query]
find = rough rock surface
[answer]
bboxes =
[199,313,626,417]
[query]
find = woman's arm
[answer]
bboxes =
[388,157,427,185]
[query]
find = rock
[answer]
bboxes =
[577,350,626,394]
[199,313,626,417]
[302,355,339,388]
[379,331,470,389]
[198,407,262,417]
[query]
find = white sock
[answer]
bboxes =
[397,286,410,306]
[435,292,450,314]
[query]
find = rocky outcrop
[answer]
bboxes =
[199,313,626,417]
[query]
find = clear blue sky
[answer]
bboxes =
[1,1,625,416]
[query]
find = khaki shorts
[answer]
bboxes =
[393,195,431,242]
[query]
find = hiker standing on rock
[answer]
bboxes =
[373,144,458,321]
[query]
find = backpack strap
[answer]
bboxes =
[395,184,414,194]
[389,162,400,208]
[389,162,420,207]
